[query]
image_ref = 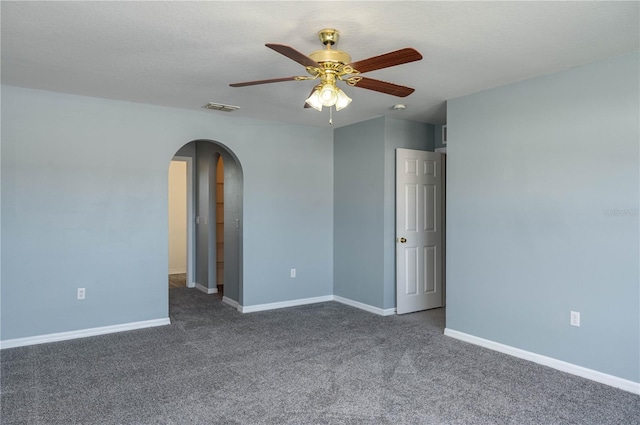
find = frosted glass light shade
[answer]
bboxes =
[335,88,352,111]
[305,89,323,111]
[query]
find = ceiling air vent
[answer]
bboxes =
[203,102,240,112]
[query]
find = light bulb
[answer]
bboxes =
[319,83,338,106]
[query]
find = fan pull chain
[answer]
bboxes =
[329,106,333,125]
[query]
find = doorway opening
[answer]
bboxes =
[168,157,193,289]
[215,155,225,296]
[168,140,243,309]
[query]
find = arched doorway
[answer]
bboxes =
[168,139,243,307]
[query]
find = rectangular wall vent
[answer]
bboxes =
[203,102,240,112]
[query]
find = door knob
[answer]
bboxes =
[398,237,407,243]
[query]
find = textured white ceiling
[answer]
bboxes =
[2,1,638,128]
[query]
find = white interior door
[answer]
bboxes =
[396,148,442,314]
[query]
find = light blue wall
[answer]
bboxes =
[333,117,433,309]
[1,85,333,340]
[333,117,386,307]
[195,141,216,291]
[446,52,640,382]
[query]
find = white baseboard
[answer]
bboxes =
[444,328,640,395]
[168,269,186,275]
[236,294,396,317]
[0,318,171,350]
[0,295,394,348]
[195,283,218,294]
[333,295,397,316]
[239,295,333,313]
[222,296,239,309]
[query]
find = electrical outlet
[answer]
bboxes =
[570,311,580,327]
[290,268,296,278]
[77,288,86,300]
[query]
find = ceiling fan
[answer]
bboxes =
[230,29,423,113]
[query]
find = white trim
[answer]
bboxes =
[229,295,396,316]
[239,295,333,313]
[435,147,447,154]
[0,318,171,350]
[333,295,396,316]
[236,295,396,316]
[444,328,640,395]
[195,283,218,294]
[168,268,186,275]
[222,296,239,309]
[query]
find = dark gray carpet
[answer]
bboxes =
[2,288,639,424]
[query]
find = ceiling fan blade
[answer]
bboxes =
[229,77,300,87]
[266,44,321,68]
[352,77,415,97]
[348,48,422,74]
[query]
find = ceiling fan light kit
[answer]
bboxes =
[305,83,352,111]
[230,28,422,119]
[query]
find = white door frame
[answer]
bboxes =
[172,156,195,288]
[436,152,447,307]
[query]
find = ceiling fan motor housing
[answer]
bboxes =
[309,28,352,68]
[309,28,351,69]
[309,49,352,66]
